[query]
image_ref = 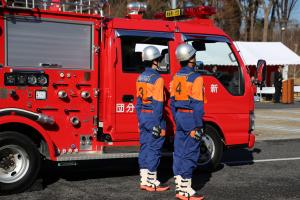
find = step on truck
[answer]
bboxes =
[0,0,259,194]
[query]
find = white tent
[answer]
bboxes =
[234,42,300,66]
[234,42,300,95]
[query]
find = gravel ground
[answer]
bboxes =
[255,101,300,140]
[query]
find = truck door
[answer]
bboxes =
[114,30,174,140]
[182,34,251,144]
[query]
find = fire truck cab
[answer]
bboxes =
[0,0,256,194]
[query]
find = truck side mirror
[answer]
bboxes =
[256,59,266,85]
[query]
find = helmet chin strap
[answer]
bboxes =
[188,55,196,66]
[152,59,160,70]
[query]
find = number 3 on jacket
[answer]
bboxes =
[136,82,151,104]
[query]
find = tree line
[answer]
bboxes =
[107,0,299,54]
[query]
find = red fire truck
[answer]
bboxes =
[0,0,258,194]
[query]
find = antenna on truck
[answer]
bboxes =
[98,0,109,17]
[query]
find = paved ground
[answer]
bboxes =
[1,101,300,199]
[1,139,300,200]
[255,101,300,140]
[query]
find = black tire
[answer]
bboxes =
[197,125,223,171]
[0,131,41,194]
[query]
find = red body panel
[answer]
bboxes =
[0,7,255,161]
[0,116,56,159]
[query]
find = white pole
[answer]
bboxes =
[171,0,177,9]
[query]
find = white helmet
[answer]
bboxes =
[142,46,161,61]
[175,43,196,62]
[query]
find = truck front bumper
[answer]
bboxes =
[248,133,255,148]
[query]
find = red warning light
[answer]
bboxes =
[184,6,216,18]
[154,6,216,20]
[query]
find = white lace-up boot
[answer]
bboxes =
[177,178,204,200]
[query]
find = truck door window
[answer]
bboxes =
[6,17,93,69]
[120,36,170,73]
[185,37,244,96]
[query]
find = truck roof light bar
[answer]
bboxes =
[154,6,216,20]
[184,6,216,18]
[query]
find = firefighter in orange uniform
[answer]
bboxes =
[170,44,205,200]
[136,46,169,192]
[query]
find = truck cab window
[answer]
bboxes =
[121,36,170,73]
[187,39,244,96]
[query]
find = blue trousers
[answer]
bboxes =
[138,112,165,172]
[173,112,201,179]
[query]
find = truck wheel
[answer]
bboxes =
[197,125,223,171]
[0,131,41,194]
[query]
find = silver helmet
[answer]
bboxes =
[142,46,161,61]
[175,43,196,62]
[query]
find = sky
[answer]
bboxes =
[291,2,300,22]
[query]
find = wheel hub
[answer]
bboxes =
[0,154,16,172]
[0,145,30,183]
[198,135,216,166]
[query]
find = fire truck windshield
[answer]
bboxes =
[186,37,244,96]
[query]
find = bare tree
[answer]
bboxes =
[276,0,299,42]
[218,0,242,40]
[234,0,259,41]
[107,0,128,17]
[261,0,274,41]
[248,0,259,41]
[268,0,278,40]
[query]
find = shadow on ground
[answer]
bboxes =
[23,146,263,194]
[222,147,261,166]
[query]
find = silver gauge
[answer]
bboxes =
[17,75,27,85]
[27,75,37,85]
[38,75,48,86]
[6,75,15,85]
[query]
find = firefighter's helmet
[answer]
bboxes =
[142,46,161,62]
[175,43,196,62]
